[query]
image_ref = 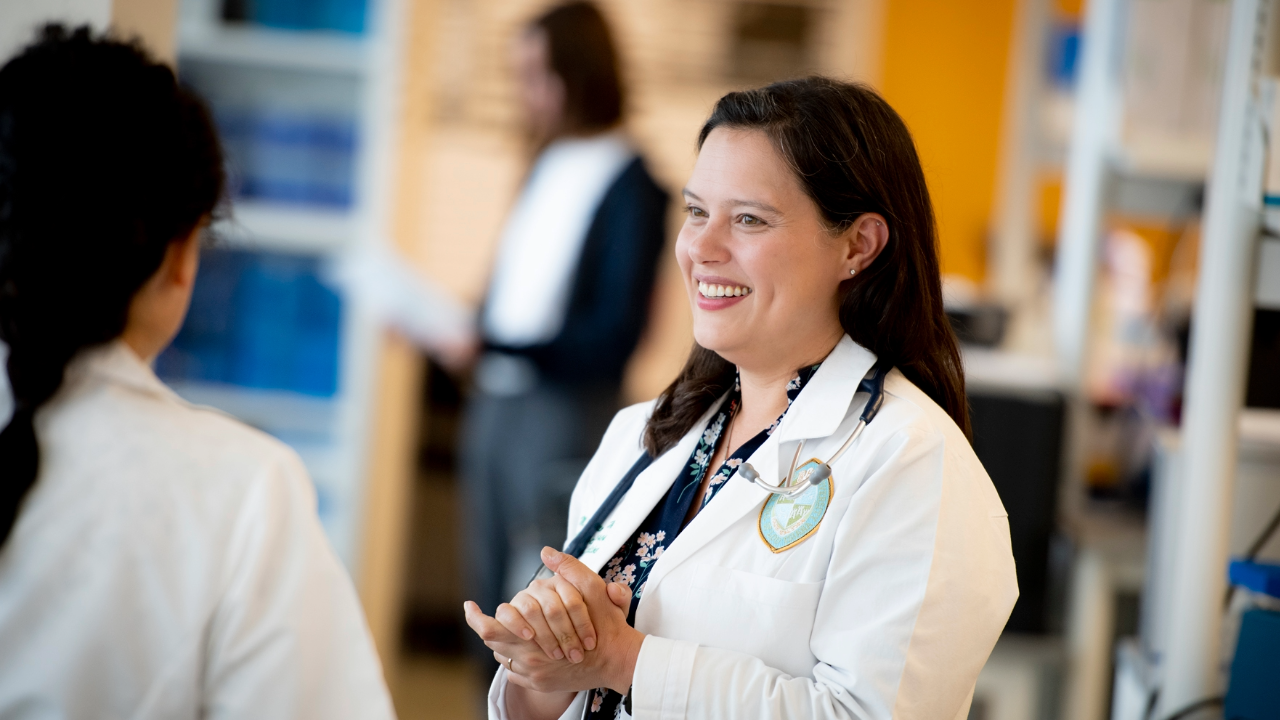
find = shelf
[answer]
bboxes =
[1113,131,1214,184]
[1035,94,1213,184]
[177,23,368,75]
[963,347,1060,396]
[1262,207,1280,237]
[213,200,354,254]
[1240,409,1280,456]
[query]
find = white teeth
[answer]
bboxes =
[697,281,751,298]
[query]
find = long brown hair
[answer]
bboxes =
[530,2,624,134]
[643,77,968,456]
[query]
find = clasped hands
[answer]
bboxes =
[464,546,645,696]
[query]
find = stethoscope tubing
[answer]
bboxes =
[526,362,891,587]
[741,360,890,497]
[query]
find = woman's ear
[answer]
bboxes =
[167,224,202,290]
[843,213,889,277]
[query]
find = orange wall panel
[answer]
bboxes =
[878,0,1018,282]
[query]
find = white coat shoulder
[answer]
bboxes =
[825,370,1016,717]
[871,370,1008,517]
[0,342,394,720]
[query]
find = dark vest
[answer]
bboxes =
[483,156,669,388]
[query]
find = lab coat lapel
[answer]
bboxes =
[575,401,722,574]
[773,337,876,445]
[640,336,878,592]
[640,436,778,589]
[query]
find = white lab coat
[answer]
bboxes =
[488,336,1017,719]
[0,341,395,720]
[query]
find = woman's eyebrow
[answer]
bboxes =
[681,188,780,214]
[729,199,781,214]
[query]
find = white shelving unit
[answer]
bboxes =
[991,0,1216,362]
[214,200,355,254]
[170,0,403,575]
[178,22,368,74]
[1054,0,1273,718]
[1053,0,1228,390]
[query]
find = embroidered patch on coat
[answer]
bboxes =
[758,459,833,553]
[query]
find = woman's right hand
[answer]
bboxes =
[495,547,626,664]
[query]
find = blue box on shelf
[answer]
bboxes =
[157,247,342,397]
[1224,561,1280,719]
[252,0,368,34]
[1047,22,1080,90]
[217,110,357,209]
[1226,608,1280,720]
[1229,559,1280,599]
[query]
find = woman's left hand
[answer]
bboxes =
[463,548,645,695]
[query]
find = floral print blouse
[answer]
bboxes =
[585,364,821,719]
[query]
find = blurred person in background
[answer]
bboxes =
[459,0,668,668]
[0,27,394,719]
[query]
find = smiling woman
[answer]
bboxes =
[650,78,970,460]
[464,77,1017,720]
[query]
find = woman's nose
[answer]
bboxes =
[686,219,731,265]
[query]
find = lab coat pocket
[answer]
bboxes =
[679,564,824,677]
[687,564,822,607]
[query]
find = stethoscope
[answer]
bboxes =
[736,360,890,497]
[527,360,891,586]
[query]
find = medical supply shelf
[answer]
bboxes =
[1113,134,1214,184]
[213,201,354,254]
[177,23,367,75]
[1037,93,1214,184]
[170,0,419,673]
[1052,0,1277,717]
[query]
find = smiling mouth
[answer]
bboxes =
[697,281,752,298]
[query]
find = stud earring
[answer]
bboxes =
[849,268,857,277]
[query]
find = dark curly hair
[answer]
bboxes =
[0,25,224,548]
[644,77,968,456]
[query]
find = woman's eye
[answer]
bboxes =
[739,214,763,226]
[686,205,708,218]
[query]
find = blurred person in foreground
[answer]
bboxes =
[459,0,668,666]
[0,27,394,719]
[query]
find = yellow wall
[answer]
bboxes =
[878,0,1018,282]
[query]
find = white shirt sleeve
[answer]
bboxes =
[201,449,396,720]
[629,427,1017,720]
[487,669,586,720]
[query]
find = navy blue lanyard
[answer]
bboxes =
[564,452,654,558]
[527,361,890,585]
[528,452,654,584]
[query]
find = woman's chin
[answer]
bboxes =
[691,327,747,362]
